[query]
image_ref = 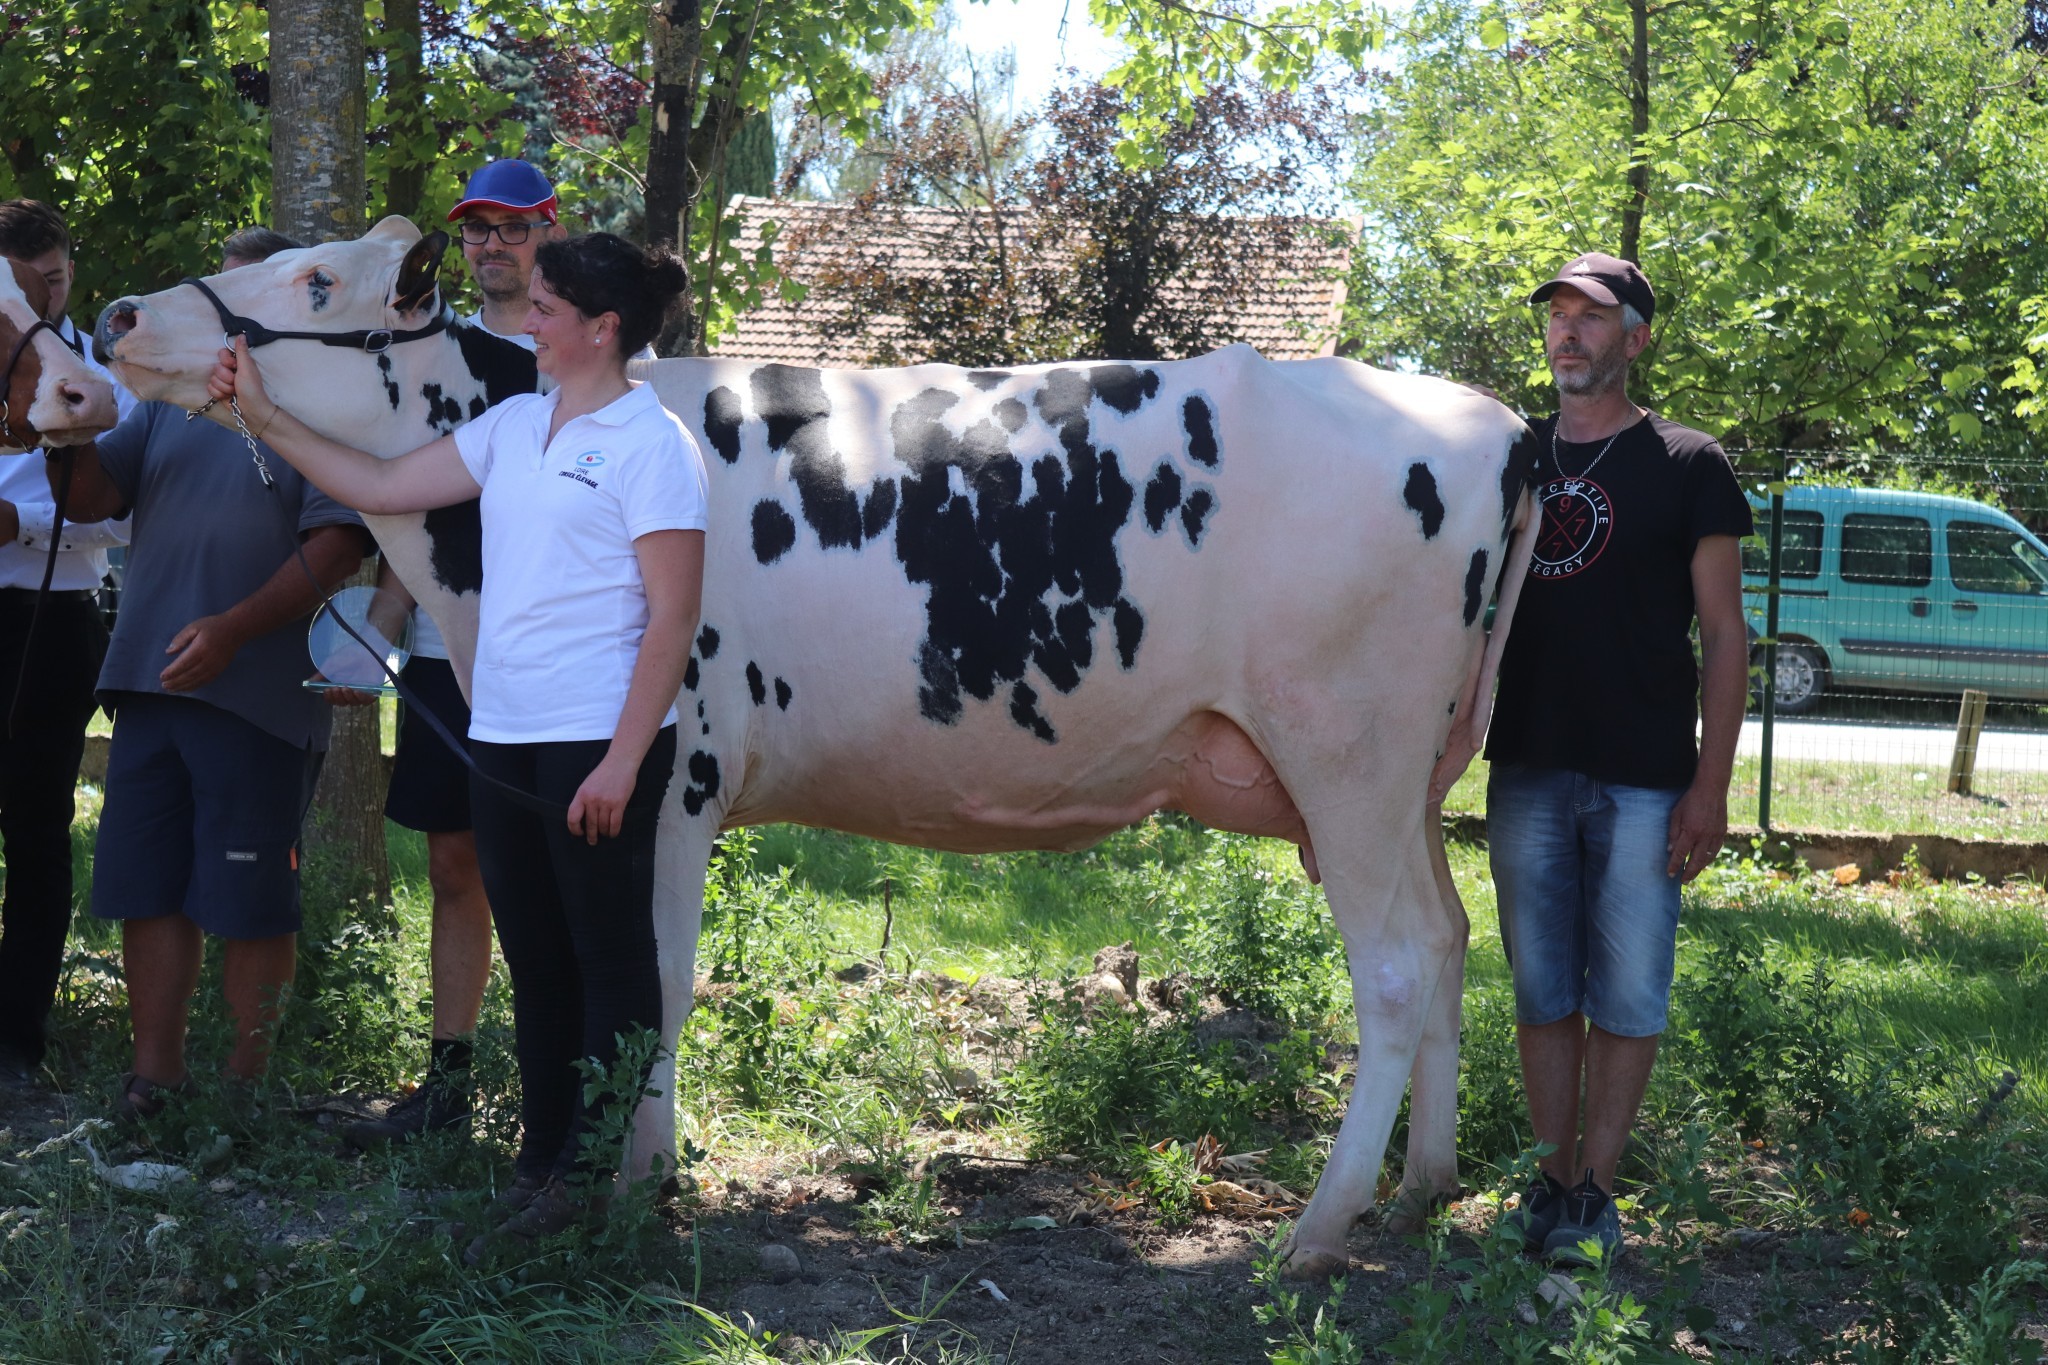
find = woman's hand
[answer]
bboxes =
[567,750,640,845]
[204,335,280,434]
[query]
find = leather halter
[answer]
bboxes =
[177,274,451,353]
[0,316,62,448]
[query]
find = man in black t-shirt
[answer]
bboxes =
[1480,254,1752,1266]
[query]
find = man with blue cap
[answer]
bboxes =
[340,160,557,1148]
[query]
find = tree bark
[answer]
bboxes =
[1621,0,1650,264]
[381,0,430,221]
[646,0,704,353]
[270,0,390,912]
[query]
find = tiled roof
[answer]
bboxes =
[705,196,1355,367]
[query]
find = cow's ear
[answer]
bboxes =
[393,230,449,316]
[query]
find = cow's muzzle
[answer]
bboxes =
[95,299,139,363]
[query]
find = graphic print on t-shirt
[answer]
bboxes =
[1532,476,1614,579]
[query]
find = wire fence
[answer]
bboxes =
[1732,449,2048,843]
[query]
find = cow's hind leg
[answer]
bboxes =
[621,793,715,1189]
[1385,808,1468,1236]
[1281,802,1459,1281]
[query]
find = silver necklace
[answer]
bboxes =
[1551,421,1622,482]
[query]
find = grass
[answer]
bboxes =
[6,809,2045,1362]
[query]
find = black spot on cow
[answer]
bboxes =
[993,397,1028,432]
[862,478,898,540]
[680,749,721,817]
[746,661,766,706]
[1503,424,1541,534]
[452,318,539,405]
[1089,364,1161,415]
[467,396,486,420]
[696,699,706,719]
[1183,395,1219,467]
[419,383,464,433]
[1009,682,1056,743]
[966,370,1009,391]
[1180,488,1215,547]
[774,677,792,710]
[682,656,700,692]
[704,386,743,463]
[376,353,400,411]
[423,500,484,595]
[1113,598,1144,668]
[1404,462,1445,539]
[752,500,797,564]
[1463,548,1490,627]
[1448,699,1458,715]
[753,365,865,549]
[1143,463,1182,533]
[701,723,709,736]
[696,625,721,660]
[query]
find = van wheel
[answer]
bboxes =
[1772,644,1828,714]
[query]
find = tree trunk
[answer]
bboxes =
[1621,0,1650,265]
[270,0,390,913]
[381,0,430,221]
[646,0,703,354]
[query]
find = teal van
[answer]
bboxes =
[1742,485,2048,713]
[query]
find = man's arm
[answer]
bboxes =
[44,443,128,523]
[1666,534,1747,881]
[160,523,372,693]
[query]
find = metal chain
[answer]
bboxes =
[225,395,275,488]
[1551,420,1623,483]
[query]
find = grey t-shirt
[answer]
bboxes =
[94,402,366,751]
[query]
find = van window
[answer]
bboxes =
[1740,509,1823,578]
[1949,519,2048,596]
[1841,513,1932,587]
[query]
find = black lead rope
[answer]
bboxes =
[1,314,78,741]
[217,399,569,820]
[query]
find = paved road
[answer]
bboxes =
[1737,717,2048,772]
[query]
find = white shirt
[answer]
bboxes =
[453,382,708,743]
[0,445,129,592]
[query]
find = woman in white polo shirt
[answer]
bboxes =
[205,233,705,1258]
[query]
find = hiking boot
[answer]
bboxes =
[1499,1171,1567,1252]
[463,1176,604,1267]
[343,1075,472,1150]
[1542,1169,1624,1267]
[447,1172,547,1243]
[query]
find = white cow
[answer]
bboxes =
[96,217,1537,1280]
[0,260,119,452]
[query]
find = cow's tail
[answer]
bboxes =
[1467,485,1538,742]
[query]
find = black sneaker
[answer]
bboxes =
[343,1076,471,1149]
[0,1044,40,1091]
[1542,1169,1623,1267]
[1499,1171,1567,1251]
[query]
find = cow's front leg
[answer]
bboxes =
[1386,813,1468,1236]
[1283,837,1454,1281]
[621,793,714,1188]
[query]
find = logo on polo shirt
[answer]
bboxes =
[560,449,606,490]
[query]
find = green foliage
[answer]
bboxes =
[1347,0,2048,451]
[1164,833,1343,1027]
[1250,1226,1367,1365]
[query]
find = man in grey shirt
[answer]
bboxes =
[51,227,372,1118]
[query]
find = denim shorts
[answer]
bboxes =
[1486,763,1685,1038]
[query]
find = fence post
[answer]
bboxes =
[1757,466,1785,836]
[1948,689,1989,795]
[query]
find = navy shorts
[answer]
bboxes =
[384,656,473,833]
[91,692,319,939]
[1487,763,1686,1038]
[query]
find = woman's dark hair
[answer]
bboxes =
[533,233,689,357]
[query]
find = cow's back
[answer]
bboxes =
[637,345,1527,849]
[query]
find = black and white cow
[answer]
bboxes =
[97,218,1539,1280]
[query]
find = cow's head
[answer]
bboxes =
[96,216,449,432]
[0,259,119,451]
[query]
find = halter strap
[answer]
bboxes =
[178,275,451,354]
[0,317,63,448]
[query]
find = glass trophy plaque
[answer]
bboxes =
[303,585,414,696]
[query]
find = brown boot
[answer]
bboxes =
[463,1176,602,1267]
[448,1172,546,1243]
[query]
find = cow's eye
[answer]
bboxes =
[311,271,335,290]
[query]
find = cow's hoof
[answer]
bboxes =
[1383,1184,1452,1237]
[1280,1245,1350,1283]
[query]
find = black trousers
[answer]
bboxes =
[469,726,676,1182]
[0,589,107,1064]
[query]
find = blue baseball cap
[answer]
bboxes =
[447,160,558,224]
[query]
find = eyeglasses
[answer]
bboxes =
[458,220,548,246]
